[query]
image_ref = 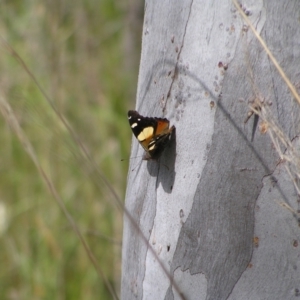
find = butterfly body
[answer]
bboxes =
[128,110,175,160]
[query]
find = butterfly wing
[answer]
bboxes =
[146,125,175,160]
[128,110,174,160]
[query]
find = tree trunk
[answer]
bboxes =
[122,1,300,299]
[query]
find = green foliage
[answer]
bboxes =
[0,0,141,298]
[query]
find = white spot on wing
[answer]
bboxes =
[131,123,138,128]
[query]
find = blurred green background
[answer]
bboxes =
[0,0,143,299]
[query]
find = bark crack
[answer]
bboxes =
[163,0,194,113]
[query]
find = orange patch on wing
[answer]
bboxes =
[156,120,170,135]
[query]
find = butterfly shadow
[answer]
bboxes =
[147,127,176,194]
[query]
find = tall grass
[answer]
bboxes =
[0,1,142,299]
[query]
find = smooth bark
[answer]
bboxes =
[122,1,300,299]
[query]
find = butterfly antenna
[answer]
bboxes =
[120,155,143,162]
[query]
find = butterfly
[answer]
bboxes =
[128,110,175,160]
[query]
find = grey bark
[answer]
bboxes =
[122,1,300,299]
